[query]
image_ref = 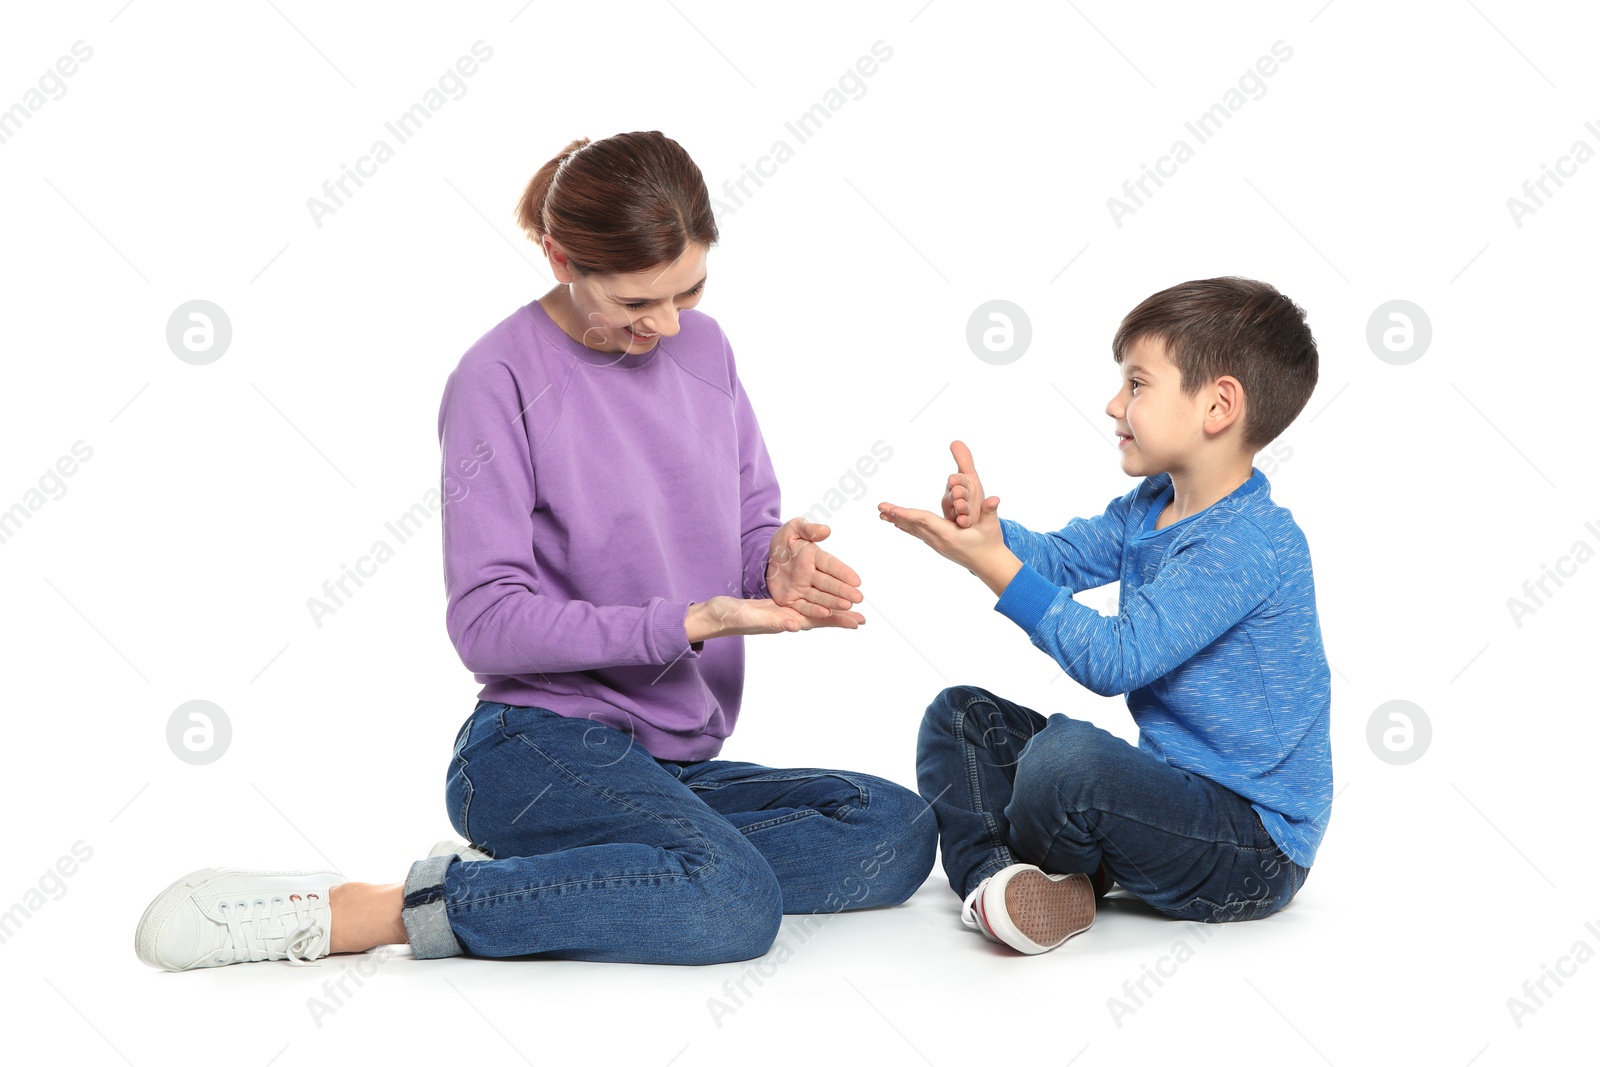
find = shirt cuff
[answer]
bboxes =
[993,562,1061,635]
[653,600,703,663]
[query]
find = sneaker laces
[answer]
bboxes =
[215,892,327,966]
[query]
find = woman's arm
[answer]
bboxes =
[438,357,699,676]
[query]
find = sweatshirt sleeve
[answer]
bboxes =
[997,485,1136,594]
[728,339,782,601]
[438,357,699,675]
[993,512,1279,697]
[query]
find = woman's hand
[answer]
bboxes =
[686,596,866,643]
[765,517,864,620]
[878,440,1024,598]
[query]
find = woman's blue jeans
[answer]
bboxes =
[400,702,937,964]
[916,685,1308,922]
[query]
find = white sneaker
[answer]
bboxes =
[134,868,340,971]
[961,863,1095,954]
[427,839,491,861]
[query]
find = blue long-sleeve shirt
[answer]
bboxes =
[994,467,1332,867]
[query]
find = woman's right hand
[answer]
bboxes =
[686,596,865,643]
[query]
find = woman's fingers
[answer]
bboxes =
[813,550,863,592]
[814,610,865,629]
[752,598,863,631]
[810,556,862,600]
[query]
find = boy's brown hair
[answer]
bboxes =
[1113,277,1318,450]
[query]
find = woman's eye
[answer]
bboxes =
[625,284,705,312]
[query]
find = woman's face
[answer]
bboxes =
[545,238,708,354]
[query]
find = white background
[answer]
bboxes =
[2,1,1596,1064]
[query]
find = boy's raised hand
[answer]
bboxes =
[878,440,1010,580]
[943,440,990,529]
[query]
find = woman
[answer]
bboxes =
[134,131,936,969]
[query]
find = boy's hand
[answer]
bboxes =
[878,441,1024,597]
[942,440,989,529]
[766,517,865,620]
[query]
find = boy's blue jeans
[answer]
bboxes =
[917,685,1308,922]
[401,701,937,964]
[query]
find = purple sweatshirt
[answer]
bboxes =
[436,300,782,761]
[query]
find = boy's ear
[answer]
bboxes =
[1204,375,1246,436]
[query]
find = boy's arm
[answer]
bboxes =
[993,512,1279,697]
[997,486,1137,593]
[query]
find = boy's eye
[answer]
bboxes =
[626,283,705,311]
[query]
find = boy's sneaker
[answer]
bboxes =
[427,839,492,861]
[961,863,1095,954]
[135,868,341,971]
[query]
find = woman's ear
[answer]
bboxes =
[544,236,576,283]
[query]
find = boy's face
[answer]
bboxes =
[1105,335,1218,478]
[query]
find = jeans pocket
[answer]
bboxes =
[445,705,494,842]
[496,702,564,739]
[446,749,474,841]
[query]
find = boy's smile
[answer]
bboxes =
[1105,335,1210,478]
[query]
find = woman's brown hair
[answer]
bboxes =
[515,131,719,275]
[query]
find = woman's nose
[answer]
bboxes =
[640,306,680,336]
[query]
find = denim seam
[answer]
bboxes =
[451,753,474,844]
[446,872,697,910]
[955,702,1015,878]
[689,771,872,809]
[736,809,824,834]
[1048,795,1282,851]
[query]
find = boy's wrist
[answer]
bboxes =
[971,547,1024,598]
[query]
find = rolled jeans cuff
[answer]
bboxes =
[401,854,465,960]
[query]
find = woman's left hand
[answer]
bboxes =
[766,518,865,620]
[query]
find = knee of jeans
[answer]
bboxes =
[687,849,783,964]
[1011,716,1108,813]
[856,784,938,907]
[921,684,991,734]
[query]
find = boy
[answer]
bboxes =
[878,277,1331,954]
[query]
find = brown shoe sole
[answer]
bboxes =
[1004,869,1096,948]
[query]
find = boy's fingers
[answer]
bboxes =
[950,440,976,475]
[950,440,973,473]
